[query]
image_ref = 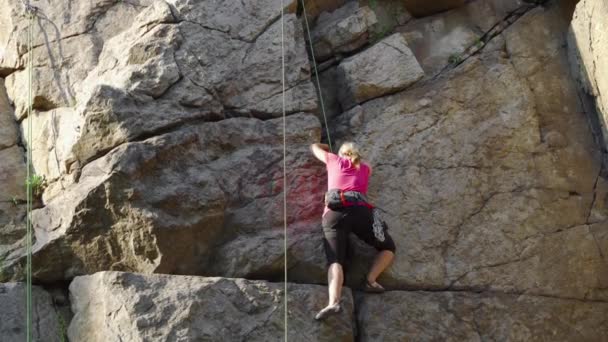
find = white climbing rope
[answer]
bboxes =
[280,0,288,341]
[300,0,333,152]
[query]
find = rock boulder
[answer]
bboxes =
[568,0,608,148]
[357,290,608,341]
[310,2,377,61]
[69,271,355,341]
[336,32,424,109]
[0,283,62,342]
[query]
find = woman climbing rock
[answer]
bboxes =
[310,142,396,321]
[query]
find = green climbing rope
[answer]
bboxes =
[300,0,333,152]
[280,1,288,341]
[25,5,35,342]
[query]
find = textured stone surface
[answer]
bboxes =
[402,0,466,18]
[399,0,501,76]
[0,0,607,339]
[0,78,18,149]
[0,283,62,342]
[336,32,424,109]
[568,0,608,148]
[0,203,26,256]
[3,0,316,194]
[1,114,325,283]
[330,3,608,301]
[357,290,608,341]
[0,145,26,202]
[311,2,377,61]
[69,271,355,342]
[303,0,349,19]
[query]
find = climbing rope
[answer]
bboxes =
[280,0,288,341]
[24,4,36,342]
[300,0,333,152]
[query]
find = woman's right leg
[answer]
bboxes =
[316,210,348,320]
[327,262,343,305]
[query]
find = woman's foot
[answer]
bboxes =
[314,302,341,321]
[363,279,385,293]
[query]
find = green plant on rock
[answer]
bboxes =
[0,255,5,282]
[448,53,463,64]
[57,314,67,342]
[25,174,47,198]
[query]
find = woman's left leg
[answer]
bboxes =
[350,207,397,290]
[367,250,394,285]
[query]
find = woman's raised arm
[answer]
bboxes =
[310,143,330,163]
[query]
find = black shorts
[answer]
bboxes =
[322,206,396,266]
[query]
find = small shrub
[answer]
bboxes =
[25,174,47,198]
[57,314,67,342]
[448,53,463,64]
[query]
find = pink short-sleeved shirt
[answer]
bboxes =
[323,152,372,215]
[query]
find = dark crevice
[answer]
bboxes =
[352,292,362,342]
[432,3,537,80]
[266,277,608,304]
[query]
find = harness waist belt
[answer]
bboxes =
[341,191,373,208]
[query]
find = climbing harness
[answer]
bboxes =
[324,189,388,242]
[23,3,37,342]
[324,189,373,210]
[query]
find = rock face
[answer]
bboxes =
[568,0,608,148]
[399,0,501,76]
[0,78,26,264]
[336,32,424,109]
[357,290,608,341]
[0,0,323,283]
[0,0,607,340]
[0,78,25,202]
[0,146,26,202]
[331,2,608,302]
[10,114,324,283]
[0,79,18,148]
[310,2,377,61]
[69,271,355,342]
[0,283,62,342]
[3,0,316,197]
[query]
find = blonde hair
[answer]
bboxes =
[338,142,361,166]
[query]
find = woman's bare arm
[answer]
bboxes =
[310,143,330,163]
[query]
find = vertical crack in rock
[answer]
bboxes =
[588,225,607,267]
